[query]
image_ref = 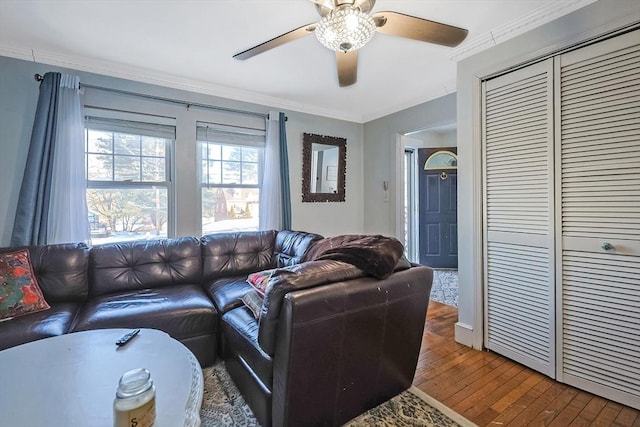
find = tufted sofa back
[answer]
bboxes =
[272,230,323,268]
[89,237,202,297]
[1,230,322,302]
[201,231,277,281]
[0,243,90,303]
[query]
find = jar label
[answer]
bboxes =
[126,398,155,427]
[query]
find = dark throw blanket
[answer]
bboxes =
[304,234,405,279]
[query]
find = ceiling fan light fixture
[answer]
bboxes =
[315,8,376,52]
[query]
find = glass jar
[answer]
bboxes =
[113,368,156,427]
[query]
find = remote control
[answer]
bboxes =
[116,329,140,347]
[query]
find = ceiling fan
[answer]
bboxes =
[233,0,468,87]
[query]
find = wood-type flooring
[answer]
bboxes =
[413,301,639,427]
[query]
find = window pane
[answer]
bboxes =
[222,146,241,161]
[86,126,171,184]
[242,163,259,185]
[201,159,208,183]
[222,161,241,184]
[114,133,141,156]
[141,136,166,157]
[87,188,168,245]
[242,147,259,162]
[114,155,141,181]
[142,157,165,181]
[87,130,113,153]
[205,160,222,185]
[87,154,113,180]
[201,187,259,235]
[207,143,221,160]
[425,151,457,169]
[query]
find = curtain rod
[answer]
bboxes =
[33,73,285,121]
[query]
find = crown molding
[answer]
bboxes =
[448,0,600,61]
[0,43,365,123]
[0,0,599,124]
[0,44,34,62]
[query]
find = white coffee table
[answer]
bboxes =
[0,328,203,427]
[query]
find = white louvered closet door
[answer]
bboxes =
[483,59,556,377]
[556,30,640,410]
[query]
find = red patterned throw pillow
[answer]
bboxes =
[246,269,275,297]
[242,268,277,319]
[0,249,50,320]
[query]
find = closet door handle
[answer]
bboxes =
[601,242,614,251]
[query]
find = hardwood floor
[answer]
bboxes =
[413,301,640,426]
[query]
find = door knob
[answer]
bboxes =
[601,242,614,251]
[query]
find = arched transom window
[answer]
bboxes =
[424,150,458,170]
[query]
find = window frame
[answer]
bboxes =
[197,123,266,236]
[84,115,176,242]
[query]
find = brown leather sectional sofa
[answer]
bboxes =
[0,229,433,426]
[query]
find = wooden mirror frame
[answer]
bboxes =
[302,133,346,202]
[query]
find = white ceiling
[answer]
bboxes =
[0,0,597,123]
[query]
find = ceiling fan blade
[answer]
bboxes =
[336,50,357,87]
[233,23,317,60]
[372,11,468,47]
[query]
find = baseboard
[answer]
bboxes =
[454,322,474,347]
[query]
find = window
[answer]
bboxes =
[424,150,458,169]
[85,117,174,245]
[404,147,417,262]
[197,123,265,235]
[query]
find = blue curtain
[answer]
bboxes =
[278,113,292,230]
[11,72,61,246]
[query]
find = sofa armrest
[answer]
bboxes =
[257,260,365,355]
[271,265,433,427]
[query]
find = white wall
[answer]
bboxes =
[411,129,457,149]
[456,0,640,348]
[362,93,457,236]
[0,55,364,246]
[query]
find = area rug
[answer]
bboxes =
[199,363,476,427]
[431,269,459,308]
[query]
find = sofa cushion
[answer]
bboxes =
[89,237,202,297]
[272,230,323,268]
[0,243,90,303]
[72,284,216,340]
[0,249,50,320]
[204,276,253,315]
[222,306,273,388]
[201,231,276,282]
[0,302,80,351]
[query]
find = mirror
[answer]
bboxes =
[302,133,346,202]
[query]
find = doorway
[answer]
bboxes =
[399,128,459,306]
